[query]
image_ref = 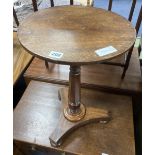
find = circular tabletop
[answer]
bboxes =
[18,6,136,65]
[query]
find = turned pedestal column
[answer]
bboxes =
[64,66,86,122]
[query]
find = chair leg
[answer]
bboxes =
[50,0,54,7]
[121,65,128,79]
[139,59,142,75]
[121,46,134,79]
[45,60,49,69]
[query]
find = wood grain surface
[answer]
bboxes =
[18,6,136,65]
[49,87,110,146]
[24,47,141,94]
[14,81,135,155]
[13,32,33,85]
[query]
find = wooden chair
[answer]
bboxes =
[101,0,142,79]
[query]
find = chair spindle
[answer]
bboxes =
[108,0,113,11]
[128,0,137,21]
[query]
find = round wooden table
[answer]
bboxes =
[18,6,136,146]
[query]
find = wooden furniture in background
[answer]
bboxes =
[13,32,33,85]
[17,6,136,146]
[24,47,141,95]
[38,0,94,8]
[14,80,135,155]
[13,1,50,70]
[13,7,19,27]
[101,0,142,79]
[13,4,35,85]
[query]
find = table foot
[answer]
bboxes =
[49,88,111,147]
[64,103,86,122]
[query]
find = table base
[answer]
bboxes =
[64,103,86,122]
[14,81,135,155]
[49,88,111,147]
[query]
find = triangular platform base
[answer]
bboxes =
[49,88,111,147]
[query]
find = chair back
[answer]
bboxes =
[135,6,142,35]
[32,0,92,8]
[108,0,112,11]
[128,1,142,35]
[105,0,141,35]
[13,7,19,27]
[32,0,55,10]
[14,0,142,34]
[13,0,55,27]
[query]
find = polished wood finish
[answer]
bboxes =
[17,5,136,146]
[14,81,135,155]
[64,66,86,121]
[13,32,33,85]
[18,5,136,130]
[18,6,136,65]
[50,87,110,146]
[24,48,141,94]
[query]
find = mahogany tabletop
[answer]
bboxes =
[18,6,136,65]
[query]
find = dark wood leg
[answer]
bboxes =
[32,0,38,12]
[70,0,73,5]
[50,0,54,7]
[121,45,134,79]
[44,60,49,69]
[64,65,86,122]
[13,7,19,26]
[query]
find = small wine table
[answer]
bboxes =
[17,6,136,146]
